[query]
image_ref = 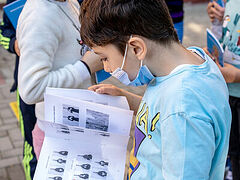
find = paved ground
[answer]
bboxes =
[0,38,25,180]
[0,2,211,180]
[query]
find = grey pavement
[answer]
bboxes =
[0,2,210,180]
[0,43,25,179]
[0,28,25,180]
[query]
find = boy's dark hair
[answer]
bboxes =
[80,0,179,55]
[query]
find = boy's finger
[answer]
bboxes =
[96,86,113,94]
[88,85,99,91]
[88,84,112,91]
[88,84,105,91]
[96,86,120,96]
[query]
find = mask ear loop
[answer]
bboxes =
[121,35,133,70]
[121,43,129,70]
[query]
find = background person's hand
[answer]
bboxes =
[14,40,20,56]
[203,47,216,62]
[82,51,103,73]
[203,47,240,83]
[216,61,240,83]
[207,1,225,22]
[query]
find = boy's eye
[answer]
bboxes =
[101,58,108,62]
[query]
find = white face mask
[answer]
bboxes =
[111,36,154,86]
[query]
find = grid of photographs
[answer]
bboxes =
[47,150,69,180]
[71,153,109,180]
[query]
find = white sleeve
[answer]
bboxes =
[17,14,90,104]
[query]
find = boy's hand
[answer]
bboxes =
[14,40,20,56]
[89,84,142,115]
[207,1,225,22]
[82,51,103,74]
[88,84,124,96]
[216,62,240,83]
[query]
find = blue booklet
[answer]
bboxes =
[3,0,26,29]
[207,28,224,67]
[95,70,111,83]
[211,0,225,7]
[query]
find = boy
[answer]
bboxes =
[80,0,231,179]
[207,0,240,179]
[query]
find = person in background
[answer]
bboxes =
[207,0,225,40]
[16,0,102,161]
[80,0,231,179]
[0,0,37,179]
[207,0,240,179]
[166,0,184,42]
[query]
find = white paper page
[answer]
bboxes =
[44,94,133,136]
[38,120,130,148]
[34,136,127,180]
[45,87,130,110]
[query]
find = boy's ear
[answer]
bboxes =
[128,37,147,61]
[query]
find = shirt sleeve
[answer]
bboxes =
[17,11,90,104]
[161,112,215,180]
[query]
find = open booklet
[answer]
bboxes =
[207,28,224,67]
[34,88,134,180]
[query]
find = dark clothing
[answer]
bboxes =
[11,56,18,92]
[19,94,37,180]
[0,0,16,52]
[229,96,240,180]
[0,0,18,91]
[165,0,184,23]
[0,1,37,179]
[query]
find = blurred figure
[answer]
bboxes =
[16,0,102,160]
[166,0,184,42]
[0,0,37,179]
[207,0,225,40]
[207,0,240,179]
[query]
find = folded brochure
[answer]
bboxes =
[34,87,134,180]
[207,28,224,67]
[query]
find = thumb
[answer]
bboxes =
[96,85,122,96]
[96,86,113,95]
